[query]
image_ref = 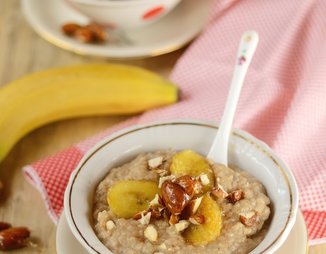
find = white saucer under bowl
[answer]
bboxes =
[21,0,212,59]
[56,211,308,254]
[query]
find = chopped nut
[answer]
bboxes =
[150,207,162,219]
[227,190,244,204]
[154,252,164,254]
[158,243,167,250]
[169,214,179,225]
[74,27,96,43]
[239,211,257,227]
[0,227,30,250]
[0,222,11,231]
[105,220,116,231]
[189,214,205,225]
[61,23,81,36]
[174,220,190,232]
[199,174,210,185]
[158,175,176,188]
[85,23,107,42]
[211,184,228,199]
[138,212,152,225]
[149,194,161,206]
[148,156,163,169]
[144,225,158,242]
[188,196,203,214]
[193,180,203,195]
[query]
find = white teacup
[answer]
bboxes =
[64,119,299,254]
[65,0,181,29]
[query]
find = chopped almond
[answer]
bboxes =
[227,190,244,204]
[211,184,228,199]
[144,225,158,242]
[148,156,163,169]
[189,214,205,225]
[199,174,210,185]
[239,211,257,226]
[188,196,203,214]
[138,212,152,225]
[175,220,190,232]
[158,243,167,250]
[149,194,161,206]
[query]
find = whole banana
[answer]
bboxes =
[0,64,179,162]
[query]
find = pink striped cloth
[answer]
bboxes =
[23,0,326,245]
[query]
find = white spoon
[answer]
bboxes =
[207,31,259,166]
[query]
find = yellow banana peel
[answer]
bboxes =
[0,64,179,162]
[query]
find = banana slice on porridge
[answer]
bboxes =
[107,180,159,219]
[170,150,215,192]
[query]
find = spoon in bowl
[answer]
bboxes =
[207,31,259,166]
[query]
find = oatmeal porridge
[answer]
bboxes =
[93,150,271,254]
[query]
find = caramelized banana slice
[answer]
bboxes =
[170,150,215,192]
[107,180,159,218]
[183,194,222,245]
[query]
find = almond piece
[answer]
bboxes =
[174,220,190,232]
[0,227,30,250]
[239,211,257,227]
[144,225,158,242]
[158,243,167,250]
[138,212,152,225]
[149,194,161,206]
[148,156,163,169]
[105,220,116,231]
[0,222,11,231]
[199,174,210,185]
[85,23,108,42]
[189,214,205,225]
[149,207,163,219]
[74,27,96,43]
[211,184,228,199]
[188,196,203,215]
[61,23,81,36]
[227,190,244,204]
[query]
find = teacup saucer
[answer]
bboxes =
[21,0,212,59]
[56,211,308,254]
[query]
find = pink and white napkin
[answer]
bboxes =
[23,0,326,245]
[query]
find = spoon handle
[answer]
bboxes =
[207,31,259,165]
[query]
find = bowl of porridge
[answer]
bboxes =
[64,119,299,254]
[65,0,182,29]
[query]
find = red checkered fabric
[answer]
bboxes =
[23,0,326,245]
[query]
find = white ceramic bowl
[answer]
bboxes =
[64,119,299,254]
[65,0,181,29]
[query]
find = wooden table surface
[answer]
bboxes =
[0,0,324,253]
